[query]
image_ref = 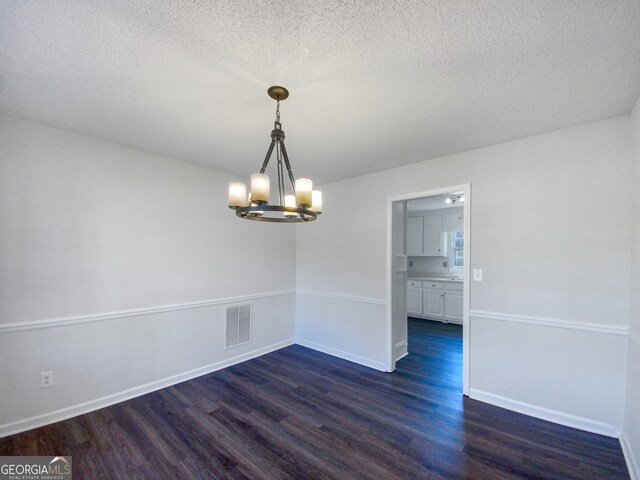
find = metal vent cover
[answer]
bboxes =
[226,304,251,349]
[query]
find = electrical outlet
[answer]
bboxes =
[41,371,54,388]
[329,323,335,333]
[408,260,413,267]
[473,269,483,281]
[443,261,448,267]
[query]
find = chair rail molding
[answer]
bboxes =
[0,290,296,334]
[470,310,628,336]
[296,289,387,306]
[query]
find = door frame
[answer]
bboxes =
[385,183,471,396]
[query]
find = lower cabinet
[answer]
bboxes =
[407,280,463,323]
[445,291,463,321]
[407,286,423,315]
[423,286,445,318]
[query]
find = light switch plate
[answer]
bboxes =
[473,269,483,281]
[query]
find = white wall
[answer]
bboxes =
[623,96,640,478]
[2,109,637,464]
[0,115,296,435]
[296,115,633,435]
[408,256,449,275]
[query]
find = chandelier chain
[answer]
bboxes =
[275,100,281,123]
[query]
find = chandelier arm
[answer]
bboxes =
[276,141,285,205]
[279,141,297,192]
[259,140,276,174]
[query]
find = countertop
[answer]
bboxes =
[408,275,463,283]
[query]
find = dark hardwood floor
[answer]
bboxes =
[0,318,629,479]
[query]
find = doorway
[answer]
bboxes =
[385,184,471,395]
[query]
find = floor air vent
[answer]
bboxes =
[226,304,251,349]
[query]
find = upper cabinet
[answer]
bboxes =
[422,215,444,256]
[407,208,462,257]
[443,212,463,232]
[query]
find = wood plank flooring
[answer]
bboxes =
[0,318,629,479]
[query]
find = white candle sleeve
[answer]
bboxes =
[251,173,270,203]
[295,178,312,206]
[228,182,246,207]
[311,190,322,213]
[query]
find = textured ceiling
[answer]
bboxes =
[2,1,640,184]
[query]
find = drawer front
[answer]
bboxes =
[425,281,444,290]
[407,280,423,288]
[446,282,463,291]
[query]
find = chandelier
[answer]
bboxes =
[228,86,322,223]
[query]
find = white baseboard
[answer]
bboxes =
[621,433,640,480]
[469,388,620,438]
[394,340,408,362]
[395,352,409,362]
[295,338,386,372]
[0,338,295,438]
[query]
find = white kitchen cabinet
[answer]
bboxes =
[407,208,461,257]
[443,212,463,232]
[407,287,423,315]
[444,291,463,321]
[407,217,423,255]
[423,215,445,256]
[423,283,445,319]
[407,280,463,324]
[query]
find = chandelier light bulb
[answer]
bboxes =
[228,183,246,207]
[250,173,270,203]
[284,194,297,217]
[311,190,323,213]
[295,178,313,207]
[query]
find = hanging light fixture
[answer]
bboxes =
[445,193,464,204]
[228,86,322,223]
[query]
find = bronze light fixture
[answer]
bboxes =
[228,86,322,223]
